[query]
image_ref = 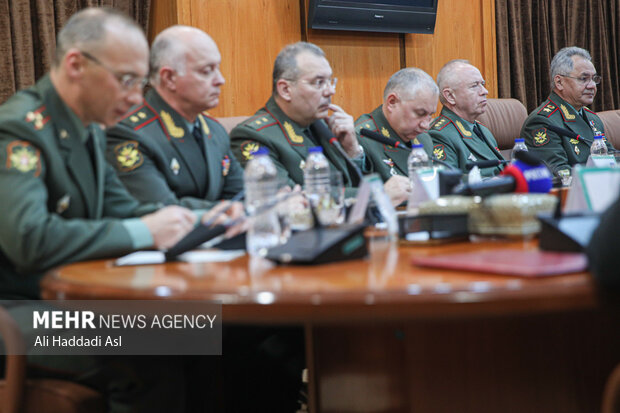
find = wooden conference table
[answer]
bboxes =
[42,238,620,413]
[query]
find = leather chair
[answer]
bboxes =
[603,363,620,413]
[217,115,250,134]
[598,109,620,149]
[477,98,529,158]
[0,306,105,413]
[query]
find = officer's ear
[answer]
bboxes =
[553,74,564,91]
[276,78,293,102]
[442,87,456,106]
[159,66,177,91]
[384,92,400,113]
[63,49,86,81]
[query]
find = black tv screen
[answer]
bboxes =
[308,0,438,34]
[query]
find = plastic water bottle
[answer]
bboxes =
[303,147,331,223]
[244,148,281,256]
[511,138,528,161]
[591,133,608,155]
[407,144,432,214]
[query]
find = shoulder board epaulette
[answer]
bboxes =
[24,105,51,131]
[537,100,558,118]
[355,117,379,133]
[242,112,277,131]
[120,103,157,130]
[431,116,450,131]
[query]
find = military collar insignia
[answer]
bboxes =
[170,158,180,175]
[283,121,304,144]
[381,127,390,137]
[6,141,41,176]
[241,141,260,161]
[433,144,446,161]
[198,115,210,136]
[559,104,576,121]
[25,106,50,131]
[160,110,185,138]
[569,138,580,145]
[221,156,230,176]
[114,141,143,171]
[455,120,473,138]
[56,194,71,214]
[533,128,549,146]
[413,137,420,145]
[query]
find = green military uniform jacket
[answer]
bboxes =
[106,89,244,210]
[230,97,359,195]
[520,91,612,176]
[0,75,157,298]
[355,105,434,182]
[429,107,505,177]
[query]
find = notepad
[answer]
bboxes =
[412,249,587,277]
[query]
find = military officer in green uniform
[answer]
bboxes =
[106,26,244,210]
[429,59,505,178]
[231,41,410,205]
[355,67,438,182]
[0,9,200,412]
[521,47,612,180]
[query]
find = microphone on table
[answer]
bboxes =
[545,124,617,153]
[310,120,364,184]
[452,151,553,196]
[465,159,509,170]
[359,128,457,171]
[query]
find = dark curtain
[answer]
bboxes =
[496,0,620,113]
[0,0,151,104]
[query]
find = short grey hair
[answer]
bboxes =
[54,7,142,67]
[383,68,438,101]
[436,59,471,105]
[272,42,325,96]
[149,26,192,85]
[550,46,592,85]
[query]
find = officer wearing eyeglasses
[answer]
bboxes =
[230,42,363,196]
[521,46,613,178]
[0,8,197,412]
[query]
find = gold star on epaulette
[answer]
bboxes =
[433,118,447,129]
[137,112,147,119]
[381,127,390,137]
[130,115,139,123]
[255,119,263,125]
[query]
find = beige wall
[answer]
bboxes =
[149,0,497,118]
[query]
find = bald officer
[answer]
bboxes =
[521,46,613,180]
[429,59,505,177]
[355,68,438,182]
[106,25,244,210]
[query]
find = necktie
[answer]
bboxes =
[85,128,97,175]
[472,123,485,141]
[303,127,319,146]
[193,119,207,160]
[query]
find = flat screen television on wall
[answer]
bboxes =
[308,0,438,34]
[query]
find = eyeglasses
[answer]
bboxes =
[80,51,148,90]
[560,74,602,85]
[290,77,338,91]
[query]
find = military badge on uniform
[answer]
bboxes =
[56,194,70,214]
[114,141,143,172]
[433,144,446,161]
[221,156,230,177]
[575,146,580,155]
[533,128,549,146]
[381,127,390,137]
[382,158,396,176]
[59,129,69,139]
[6,140,41,176]
[199,115,210,136]
[241,141,260,161]
[284,122,304,144]
[170,158,180,175]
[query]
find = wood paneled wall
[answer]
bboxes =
[149,0,497,118]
